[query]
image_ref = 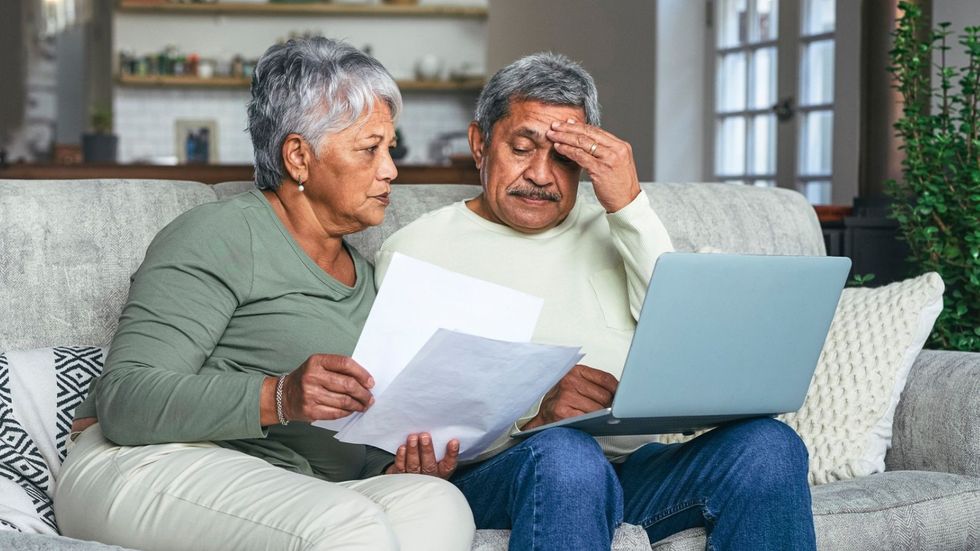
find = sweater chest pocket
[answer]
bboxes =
[588,267,636,331]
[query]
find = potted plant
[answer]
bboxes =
[888,2,980,352]
[82,106,118,163]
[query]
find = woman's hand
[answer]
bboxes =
[263,354,375,425]
[386,432,459,480]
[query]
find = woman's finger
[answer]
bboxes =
[318,372,374,409]
[314,355,375,390]
[438,439,460,478]
[418,433,439,475]
[405,434,421,473]
[394,445,407,473]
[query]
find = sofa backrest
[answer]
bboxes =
[1,179,824,350]
[215,180,826,260]
[0,180,220,350]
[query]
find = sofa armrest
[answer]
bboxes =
[885,349,980,477]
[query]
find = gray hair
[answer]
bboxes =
[247,37,402,190]
[474,52,600,143]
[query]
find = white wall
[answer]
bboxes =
[654,0,705,183]
[113,2,486,163]
[486,0,657,181]
[933,0,980,87]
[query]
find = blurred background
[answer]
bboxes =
[0,0,976,202]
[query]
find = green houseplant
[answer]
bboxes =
[81,106,118,163]
[888,2,980,352]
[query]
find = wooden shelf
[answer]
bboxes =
[0,163,481,186]
[116,73,483,92]
[117,1,487,18]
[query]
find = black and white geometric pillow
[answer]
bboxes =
[0,347,105,534]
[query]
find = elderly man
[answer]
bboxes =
[377,53,815,550]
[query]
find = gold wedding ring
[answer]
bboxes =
[589,142,599,156]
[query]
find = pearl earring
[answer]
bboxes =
[297,178,305,192]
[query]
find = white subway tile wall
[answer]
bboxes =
[114,88,478,166]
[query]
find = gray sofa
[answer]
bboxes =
[0,178,978,551]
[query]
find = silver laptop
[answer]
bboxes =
[514,252,851,438]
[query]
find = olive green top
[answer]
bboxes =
[76,189,392,481]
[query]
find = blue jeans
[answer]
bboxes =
[450,418,816,551]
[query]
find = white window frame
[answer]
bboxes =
[702,0,860,206]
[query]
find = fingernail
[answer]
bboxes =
[367,376,375,388]
[421,435,430,445]
[566,118,576,123]
[551,121,561,128]
[369,397,375,406]
[410,436,417,447]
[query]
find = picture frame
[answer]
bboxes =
[175,119,218,164]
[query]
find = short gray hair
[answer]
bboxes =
[474,52,600,143]
[247,37,402,190]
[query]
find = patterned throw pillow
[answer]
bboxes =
[0,347,105,533]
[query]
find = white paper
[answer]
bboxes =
[313,253,544,432]
[336,329,582,461]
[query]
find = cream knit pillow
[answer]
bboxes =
[781,272,944,485]
[655,271,944,486]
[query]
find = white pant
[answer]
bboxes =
[54,425,475,551]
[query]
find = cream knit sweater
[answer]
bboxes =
[376,191,674,461]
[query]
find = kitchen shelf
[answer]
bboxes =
[116,73,483,91]
[117,1,487,18]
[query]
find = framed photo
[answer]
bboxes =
[175,119,218,164]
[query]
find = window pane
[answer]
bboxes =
[718,0,749,48]
[717,52,747,112]
[801,40,834,105]
[802,180,832,205]
[799,110,833,175]
[803,0,835,35]
[716,116,746,176]
[751,0,778,42]
[750,114,775,174]
[753,180,775,187]
[750,47,776,109]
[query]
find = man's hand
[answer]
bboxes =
[522,365,619,430]
[546,119,641,213]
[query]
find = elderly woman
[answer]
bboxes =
[53,38,475,551]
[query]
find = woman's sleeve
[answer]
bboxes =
[95,206,266,445]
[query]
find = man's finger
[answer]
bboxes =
[553,142,601,171]
[395,445,407,473]
[576,366,619,393]
[571,379,615,407]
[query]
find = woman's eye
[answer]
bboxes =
[512,148,530,155]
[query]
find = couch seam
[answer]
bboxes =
[812,487,980,516]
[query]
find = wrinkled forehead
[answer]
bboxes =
[494,100,587,140]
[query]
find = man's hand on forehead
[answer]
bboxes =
[546,119,641,214]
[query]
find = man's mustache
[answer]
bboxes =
[507,187,561,202]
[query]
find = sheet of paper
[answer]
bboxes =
[336,329,583,461]
[313,253,544,432]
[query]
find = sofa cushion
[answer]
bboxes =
[0,180,219,350]
[650,471,980,551]
[0,347,105,533]
[472,523,650,551]
[781,273,944,484]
